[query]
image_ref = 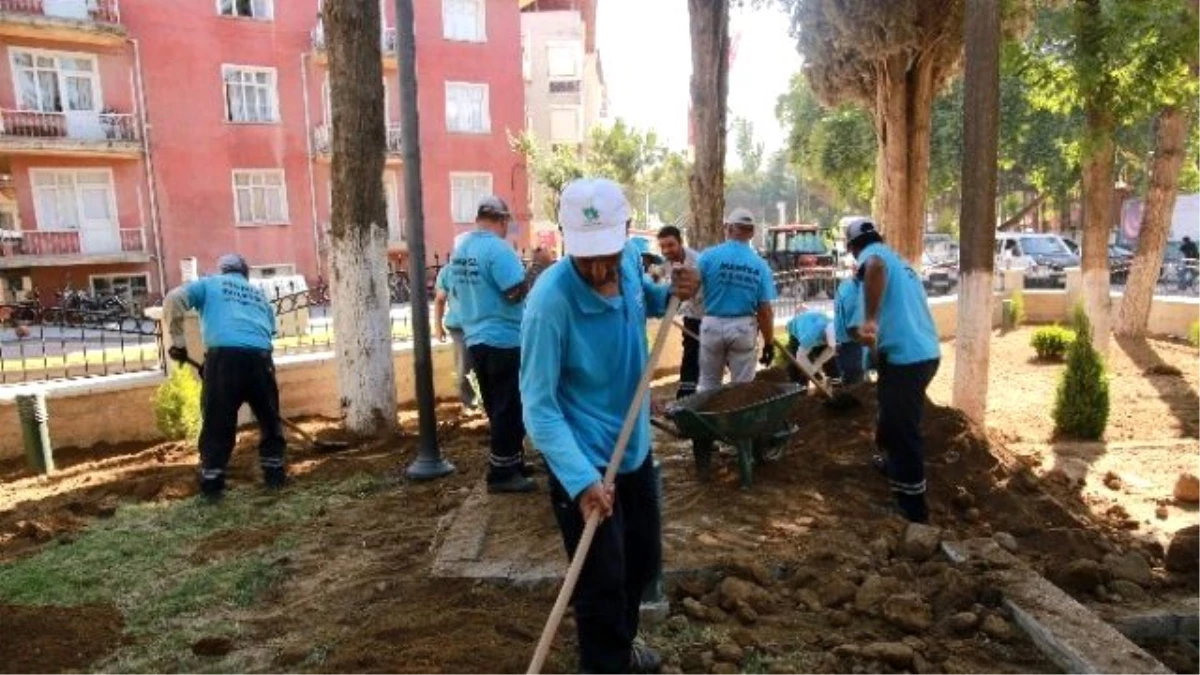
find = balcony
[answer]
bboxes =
[0,226,150,269]
[0,109,141,159]
[311,21,398,68]
[312,123,402,163]
[0,0,125,45]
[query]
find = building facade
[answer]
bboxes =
[0,0,527,305]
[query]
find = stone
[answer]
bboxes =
[869,536,895,561]
[854,574,905,614]
[675,576,711,599]
[980,614,1013,641]
[729,560,774,587]
[666,614,690,633]
[1053,559,1108,594]
[832,644,861,658]
[818,578,858,608]
[992,532,1018,553]
[881,593,933,633]
[828,610,852,628]
[14,520,52,542]
[1166,525,1199,574]
[681,651,706,673]
[860,642,916,669]
[730,629,758,649]
[1104,551,1153,587]
[715,642,743,664]
[682,597,709,622]
[902,523,942,561]
[963,507,982,524]
[735,603,758,625]
[795,588,821,612]
[946,612,979,634]
[717,577,755,610]
[711,662,739,674]
[933,569,979,614]
[788,566,819,589]
[1109,579,1149,602]
[951,485,975,510]
[1103,471,1123,491]
[901,636,926,652]
[1155,505,1169,520]
[1173,472,1200,503]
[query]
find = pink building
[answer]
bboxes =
[0,0,527,305]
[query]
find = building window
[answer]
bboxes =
[218,0,273,19]
[31,169,114,232]
[546,41,580,80]
[91,274,150,304]
[232,170,288,225]
[12,50,98,113]
[549,106,583,144]
[445,82,489,133]
[443,0,484,42]
[249,264,295,279]
[223,65,278,123]
[450,173,492,224]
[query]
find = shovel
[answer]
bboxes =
[181,356,352,453]
[773,339,862,411]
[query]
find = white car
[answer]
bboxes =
[995,233,1080,288]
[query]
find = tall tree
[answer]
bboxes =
[733,117,765,175]
[688,0,731,247]
[784,0,966,263]
[953,0,1002,425]
[324,0,396,435]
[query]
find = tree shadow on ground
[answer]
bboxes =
[1115,336,1200,438]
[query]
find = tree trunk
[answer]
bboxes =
[874,54,936,265]
[953,0,1001,425]
[325,0,396,435]
[687,0,730,248]
[1115,106,1189,337]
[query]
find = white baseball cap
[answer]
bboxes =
[725,208,756,228]
[558,178,629,257]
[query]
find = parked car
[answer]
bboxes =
[1109,244,1134,284]
[994,232,1079,288]
[921,252,958,296]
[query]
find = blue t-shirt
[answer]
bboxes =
[697,240,777,317]
[520,252,670,500]
[834,278,862,345]
[855,242,940,365]
[448,230,526,348]
[435,265,461,330]
[787,310,831,350]
[184,273,275,350]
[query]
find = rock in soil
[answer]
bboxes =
[869,536,895,561]
[192,637,234,657]
[1155,505,1169,520]
[710,660,739,674]
[992,532,1018,553]
[980,614,1013,641]
[902,523,942,561]
[735,602,758,625]
[819,578,858,608]
[1103,471,1123,491]
[829,609,852,627]
[860,642,916,669]
[932,569,980,615]
[730,628,759,649]
[717,576,762,612]
[1103,551,1153,587]
[951,485,975,510]
[946,611,979,635]
[795,588,821,612]
[881,593,933,633]
[682,597,709,622]
[1109,579,1149,602]
[15,520,52,542]
[714,642,743,664]
[666,614,690,633]
[1165,525,1199,574]
[1052,559,1109,594]
[832,644,861,658]
[728,560,774,587]
[854,574,905,615]
[1173,472,1200,503]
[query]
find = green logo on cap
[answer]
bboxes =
[583,205,600,222]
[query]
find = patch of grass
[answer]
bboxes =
[1189,320,1199,348]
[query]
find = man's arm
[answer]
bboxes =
[433,288,448,341]
[492,246,536,304]
[859,257,887,345]
[519,304,599,500]
[756,302,774,346]
[164,283,201,349]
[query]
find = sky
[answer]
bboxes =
[595,0,804,161]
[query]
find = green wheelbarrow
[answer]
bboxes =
[663,381,805,488]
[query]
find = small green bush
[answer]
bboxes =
[1189,321,1199,348]
[1053,308,1109,440]
[1031,325,1076,361]
[1010,289,1026,327]
[155,366,202,442]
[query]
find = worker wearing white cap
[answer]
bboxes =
[845,217,940,523]
[434,232,478,409]
[521,178,697,674]
[695,208,778,391]
[164,253,284,500]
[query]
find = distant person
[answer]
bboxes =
[696,209,778,391]
[785,308,839,388]
[164,253,283,500]
[657,225,704,399]
[846,218,940,523]
[1181,236,1198,261]
[434,234,478,410]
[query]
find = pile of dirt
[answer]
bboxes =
[0,602,125,672]
[697,381,791,413]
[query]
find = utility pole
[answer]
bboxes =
[396,0,454,480]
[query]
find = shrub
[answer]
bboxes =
[155,366,202,442]
[1031,325,1075,361]
[1010,289,1026,327]
[1189,321,1199,348]
[1053,308,1109,440]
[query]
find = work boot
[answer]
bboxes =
[263,467,288,490]
[895,493,929,524]
[487,473,537,494]
[628,642,663,674]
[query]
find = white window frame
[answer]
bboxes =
[89,272,151,300]
[222,64,279,124]
[249,264,295,279]
[546,40,581,80]
[449,172,493,225]
[9,48,103,114]
[444,82,490,134]
[216,0,274,20]
[231,169,289,226]
[548,105,584,144]
[29,167,117,232]
[442,0,486,43]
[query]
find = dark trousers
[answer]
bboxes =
[677,317,702,399]
[837,342,866,385]
[468,344,526,481]
[198,348,286,494]
[549,457,662,674]
[876,358,940,522]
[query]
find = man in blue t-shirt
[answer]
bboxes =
[696,208,777,391]
[846,218,941,523]
[784,309,839,387]
[433,235,477,409]
[165,253,283,499]
[448,195,546,493]
[521,178,697,674]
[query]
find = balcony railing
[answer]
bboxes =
[0,226,147,258]
[0,109,139,143]
[0,0,121,24]
[311,21,396,55]
[312,123,402,155]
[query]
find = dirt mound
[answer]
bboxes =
[698,381,792,413]
[0,603,124,672]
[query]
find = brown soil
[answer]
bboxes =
[697,381,792,413]
[0,602,125,673]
